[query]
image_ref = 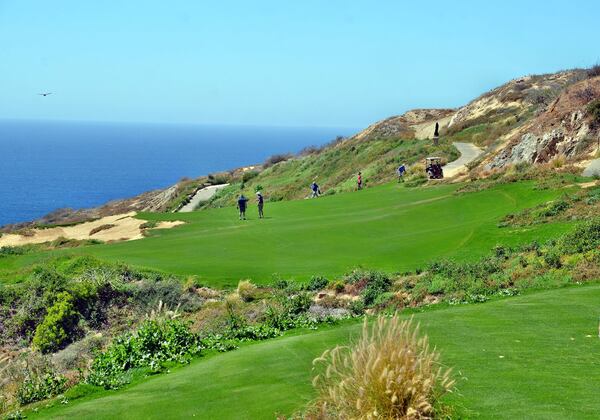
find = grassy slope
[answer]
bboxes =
[32,285,600,419]
[210,137,459,205]
[0,181,572,287]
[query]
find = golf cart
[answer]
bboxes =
[425,157,444,179]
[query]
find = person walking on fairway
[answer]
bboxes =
[357,172,363,190]
[237,194,249,220]
[256,191,264,218]
[397,164,406,182]
[310,181,320,198]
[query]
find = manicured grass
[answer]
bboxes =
[1,181,572,287]
[31,285,600,419]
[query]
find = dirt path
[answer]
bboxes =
[583,158,600,177]
[178,184,229,212]
[443,142,484,178]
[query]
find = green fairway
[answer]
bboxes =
[31,285,600,419]
[2,181,572,287]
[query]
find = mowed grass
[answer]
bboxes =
[32,285,600,419]
[1,181,571,287]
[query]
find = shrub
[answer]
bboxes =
[0,246,26,257]
[32,292,80,353]
[242,170,259,183]
[331,280,345,293]
[558,219,600,254]
[89,224,115,236]
[86,319,201,389]
[347,299,365,315]
[404,173,428,188]
[310,315,454,419]
[535,199,570,218]
[284,292,313,316]
[306,276,329,291]
[140,220,158,229]
[587,99,600,128]
[544,250,562,269]
[237,280,258,302]
[346,271,392,306]
[263,153,292,168]
[587,64,600,78]
[16,371,67,406]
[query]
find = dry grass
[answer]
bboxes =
[309,315,454,419]
[237,280,258,302]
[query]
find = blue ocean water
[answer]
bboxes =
[0,120,353,226]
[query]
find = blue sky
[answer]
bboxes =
[1,0,599,127]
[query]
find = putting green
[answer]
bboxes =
[31,285,600,419]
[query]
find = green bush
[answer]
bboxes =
[345,270,392,306]
[558,219,600,254]
[284,292,313,315]
[86,319,201,389]
[535,200,570,218]
[404,173,428,188]
[32,292,80,353]
[16,371,67,406]
[0,246,26,257]
[306,276,329,291]
[362,278,391,305]
[544,250,562,269]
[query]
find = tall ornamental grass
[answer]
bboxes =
[311,315,454,419]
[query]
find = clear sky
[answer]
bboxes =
[1,0,599,127]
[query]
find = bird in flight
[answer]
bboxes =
[38,92,53,96]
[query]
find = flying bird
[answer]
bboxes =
[38,92,53,96]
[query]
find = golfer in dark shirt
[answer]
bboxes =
[237,194,248,220]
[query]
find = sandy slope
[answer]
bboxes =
[0,212,183,246]
[179,184,229,212]
[413,115,453,140]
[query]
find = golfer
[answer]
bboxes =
[237,194,249,220]
[357,172,363,190]
[311,182,320,198]
[397,164,406,182]
[256,191,264,218]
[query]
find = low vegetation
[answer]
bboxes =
[309,315,454,419]
[88,224,115,236]
[500,183,599,227]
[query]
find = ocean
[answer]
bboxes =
[0,120,353,226]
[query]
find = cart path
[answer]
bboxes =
[443,142,484,178]
[583,158,600,177]
[178,184,229,212]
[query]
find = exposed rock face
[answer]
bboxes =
[487,123,591,169]
[485,76,600,169]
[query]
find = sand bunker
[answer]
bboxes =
[0,212,184,247]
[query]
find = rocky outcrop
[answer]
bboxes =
[485,76,600,169]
